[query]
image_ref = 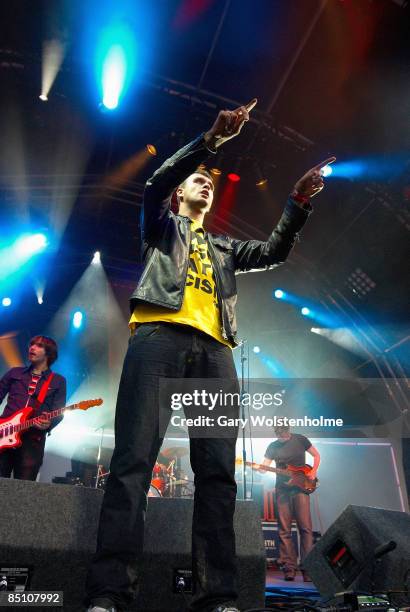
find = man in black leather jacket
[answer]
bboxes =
[85,99,334,612]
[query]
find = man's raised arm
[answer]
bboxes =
[232,157,336,272]
[143,98,258,238]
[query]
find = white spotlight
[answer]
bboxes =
[253,346,261,354]
[34,279,45,307]
[92,251,101,264]
[41,39,65,102]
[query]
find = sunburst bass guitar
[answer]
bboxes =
[235,458,318,494]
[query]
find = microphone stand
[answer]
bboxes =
[240,340,248,500]
[370,540,397,602]
[94,424,105,489]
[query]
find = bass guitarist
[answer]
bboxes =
[0,335,66,480]
[260,421,320,582]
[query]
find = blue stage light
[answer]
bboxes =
[15,233,47,256]
[274,289,284,299]
[102,45,126,109]
[0,232,49,283]
[322,164,333,177]
[260,355,290,378]
[301,307,311,316]
[97,24,136,111]
[2,297,11,307]
[329,155,407,181]
[73,311,84,329]
[253,346,261,354]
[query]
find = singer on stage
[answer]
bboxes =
[85,99,334,612]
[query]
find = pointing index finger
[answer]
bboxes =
[314,156,336,170]
[245,98,258,112]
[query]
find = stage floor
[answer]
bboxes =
[266,567,320,602]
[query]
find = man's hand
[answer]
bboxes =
[293,156,336,199]
[306,468,318,481]
[204,98,258,149]
[33,414,51,430]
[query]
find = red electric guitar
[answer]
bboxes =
[235,459,318,494]
[0,399,103,453]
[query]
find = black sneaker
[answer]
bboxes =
[283,568,296,581]
[87,599,118,612]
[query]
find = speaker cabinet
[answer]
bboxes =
[0,478,266,611]
[304,504,410,606]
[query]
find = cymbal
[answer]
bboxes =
[170,479,193,486]
[161,447,189,459]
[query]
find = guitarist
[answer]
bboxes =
[0,335,66,480]
[260,422,320,582]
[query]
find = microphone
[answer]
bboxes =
[240,339,247,362]
[373,540,396,559]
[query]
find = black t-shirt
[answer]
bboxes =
[265,434,311,488]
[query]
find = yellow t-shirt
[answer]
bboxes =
[129,220,231,347]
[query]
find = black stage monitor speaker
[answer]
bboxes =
[304,504,410,607]
[0,478,266,611]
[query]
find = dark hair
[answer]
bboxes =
[274,418,290,432]
[178,167,214,190]
[29,335,58,366]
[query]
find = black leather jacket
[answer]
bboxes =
[130,134,311,347]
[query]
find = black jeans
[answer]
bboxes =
[0,431,46,480]
[275,487,313,571]
[85,323,239,611]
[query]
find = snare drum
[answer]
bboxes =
[151,477,166,494]
[151,462,167,494]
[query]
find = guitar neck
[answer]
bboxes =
[20,403,78,432]
[1,399,102,440]
[243,461,290,476]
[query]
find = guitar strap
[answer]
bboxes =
[25,372,55,411]
[37,373,55,406]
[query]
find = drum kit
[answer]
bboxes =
[91,445,193,498]
[147,446,192,498]
[63,435,193,497]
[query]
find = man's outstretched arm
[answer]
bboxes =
[232,157,336,272]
